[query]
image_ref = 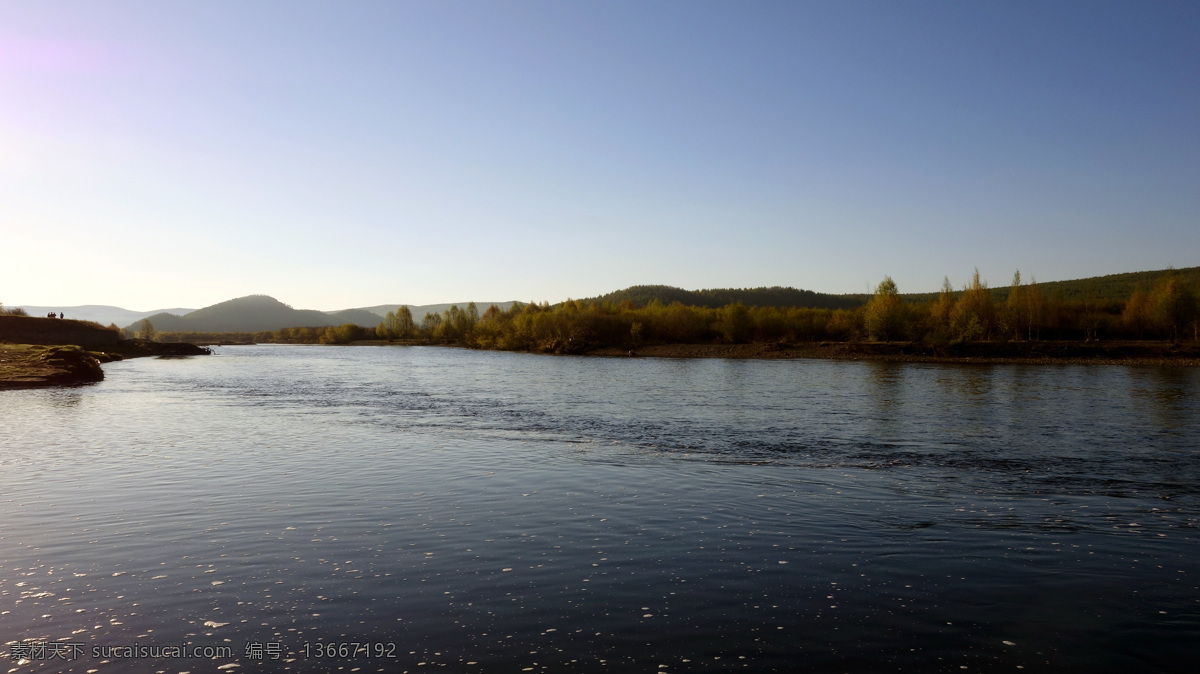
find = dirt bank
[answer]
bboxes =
[0,344,107,390]
[0,314,120,347]
[0,339,211,391]
[1,315,211,390]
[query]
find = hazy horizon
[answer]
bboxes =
[12,260,1195,317]
[3,1,1197,309]
[10,261,1200,314]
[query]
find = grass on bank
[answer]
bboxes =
[0,344,109,388]
[1,344,67,379]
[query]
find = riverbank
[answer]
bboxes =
[0,344,108,390]
[585,340,1200,366]
[1,340,212,391]
[154,334,1200,366]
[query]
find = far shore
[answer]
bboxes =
[580,341,1200,366]
[332,338,1200,366]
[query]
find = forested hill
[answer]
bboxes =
[900,266,1200,303]
[583,285,863,310]
[114,266,1196,333]
[591,267,1200,310]
[353,302,518,324]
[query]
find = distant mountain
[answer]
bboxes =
[127,295,342,333]
[124,296,518,333]
[99,265,1200,335]
[582,285,864,310]
[352,302,518,324]
[18,305,194,327]
[326,308,389,326]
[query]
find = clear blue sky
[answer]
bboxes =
[2,0,1197,310]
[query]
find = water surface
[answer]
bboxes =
[2,346,1198,672]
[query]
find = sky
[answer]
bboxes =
[2,0,1198,311]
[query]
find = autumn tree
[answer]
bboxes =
[1121,288,1151,339]
[1150,276,1197,341]
[396,306,415,338]
[1003,270,1026,341]
[421,311,443,336]
[722,303,753,343]
[950,268,994,341]
[377,312,397,340]
[481,304,503,323]
[319,323,365,344]
[1025,277,1045,340]
[864,276,903,341]
[136,319,157,341]
[630,321,644,343]
[934,277,955,326]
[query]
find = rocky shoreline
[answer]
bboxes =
[0,344,107,390]
[0,340,210,391]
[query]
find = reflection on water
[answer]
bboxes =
[1,346,1198,672]
[44,388,86,409]
[1131,367,1198,431]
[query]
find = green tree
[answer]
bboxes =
[864,276,903,341]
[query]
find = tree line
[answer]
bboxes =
[152,270,1198,350]
[862,269,1196,343]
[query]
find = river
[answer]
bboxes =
[2,345,1198,672]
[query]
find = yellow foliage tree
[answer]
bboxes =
[864,276,903,341]
[950,268,994,341]
[1122,288,1151,339]
[1003,270,1025,341]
